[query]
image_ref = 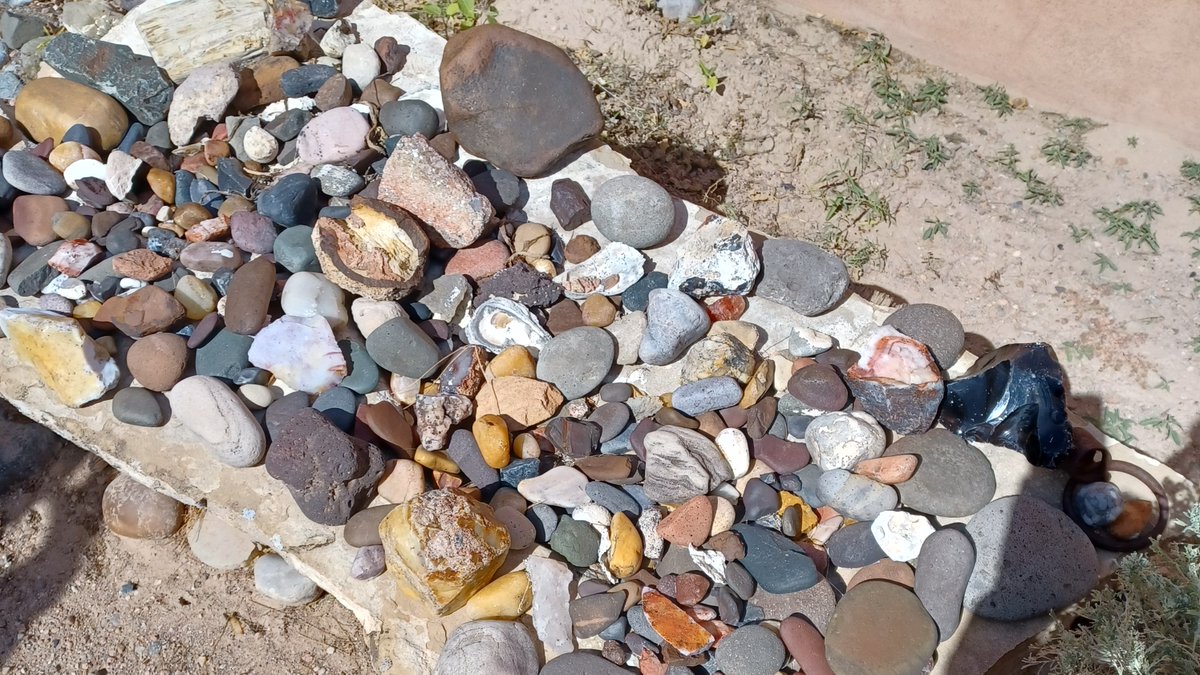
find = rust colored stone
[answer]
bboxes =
[184,217,231,243]
[641,589,715,656]
[853,454,919,484]
[104,286,186,338]
[656,495,714,548]
[705,295,747,322]
[1108,499,1155,540]
[223,256,275,335]
[312,197,429,301]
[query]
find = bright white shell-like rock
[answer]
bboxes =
[248,315,347,394]
[554,242,646,300]
[805,411,887,471]
[465,297,551,354]
[667,215,760,298]
[871,510,936,562]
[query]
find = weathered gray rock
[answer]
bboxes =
[672,376,744,417]
[914,528,974,641]
[716,624,787,675]
[668,215,759,298]
[883,429,996,517]
[640,288,710,366]
[642,427,731,504]
[592,175,674,249]
[254,553,321,606]
[435,620,539,675]
[964,495,1098,621]
[755,239,849,316]
[817,469,898,522]
[535,327,615,400]
[733,524,820,593]
[42,33,173,125]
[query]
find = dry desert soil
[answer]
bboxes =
[2,0,1197,672]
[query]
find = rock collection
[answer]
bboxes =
[0,3,1150,674]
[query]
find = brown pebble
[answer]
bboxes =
[545,299,584,335]
[1108,499,1156,540]
[187,312,222,349]
[655,407,699,430]
[427,132,459,162]
[848,559,916,590]
[126,332,189,392]
[147,168,175,204]
[174,203,212,230]
[780,616,835,675]
[573,454,635,481]
[853,454,919,484]
[673,572,711,606]
[705,530,746,561]
[315,74,353,111]
[223,256,275,335]
[103,286,186,338]
[694,411,725,438]
[564,234,600,264]
[580,294,616,328]
[657,496,714,547]
[12,195,69,246]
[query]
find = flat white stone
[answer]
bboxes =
[523,557,574,658]
[248,315,347,395]
[871,510,936,562]
[715,428,751,479]
[517,466,591,508]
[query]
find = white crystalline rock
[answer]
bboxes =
[788,326,834,358]
[554,242,646,300]
[668,216,760,298]
[688,545,727,584]
[804,410,887,471]
[524,557,575,658]
[871,510,936,562]
[715,428,751,479]
[248,315,347,394]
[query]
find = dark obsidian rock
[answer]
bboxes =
[500,458,541,488]
[938,343,1072,468]
[621,271,668,313]
[550,178,591,230]
[280,64,338,97]
[173,170,195,206]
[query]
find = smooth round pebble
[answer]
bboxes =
[112,387,165,427]
[592,175,674,249]
[254,553,322,606]
[884,302,965,369]
[535,327,615,400]
[716,625,786,675]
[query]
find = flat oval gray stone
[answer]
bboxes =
[365,314,440,378]
[884,303,965,369]
[541,651,633,674]
[884,429,996,517]
[825,521,887,569]
[536,326,615,400]
[672,376,744,417]
[112,387,165,427]
[592,175,674,249]
[964,495,1098,621]
[755,239,849,316]
[733,523,820,593]
[435,620,539,675]
[914,528,974,641]
[816,468,898,521]
[716,624,787,675]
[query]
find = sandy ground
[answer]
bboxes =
[2,0,1198,672]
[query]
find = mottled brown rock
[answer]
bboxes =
[223,256,275,335]
[12,195,69,246]
[184,217,230,243]
[848,559,916,590]
[564,234,600,264]
[380,489,509,616]
[314,73,353,111]
[233,55,299,111]
[358,402,419,453]
[266,408,385,526]
[312,197,429,300]
[359,78,404,109]
[824,581,937,675]
[440,25,602,177]
[180,242,244,273]
[126,332,189,392]
[474,376,563,430]
[657,496,714,548]
[779,616,835,675]
[101,473,184,539]
[112,249,174,281]
[104,286,186,338]
[377,134,493,248]
[641,589,714,656]
[852,454,919,484]
[436,346,488,398]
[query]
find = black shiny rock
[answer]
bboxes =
[938,343,1072,468]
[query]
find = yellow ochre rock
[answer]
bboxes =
[0,309,119,407]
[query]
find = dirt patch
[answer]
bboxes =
[494,0,1200,482]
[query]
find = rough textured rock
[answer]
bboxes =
[475,376,564,429]
[884,302,966,369]
[668,215,759,298]
[535,327,615,400]
[377,134,493,248]
[640,288,710,366]
[914,528,974,641]
[434,620,539,675]
[964,495,1098,621]
[42,33,174,125]
[847,327,944,434]
[312,197,430,300]
[755,239,849,316]
[167,63,238,146]
[379,489,509,616]
[440,24,602,177]
[733,523,821,593]
[0,309,118,408]
[126,332,188,392]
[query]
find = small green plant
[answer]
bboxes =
[1139,412,1184,446]
[1127,136,1139,148]
[1108,281,1134,294]
[961,181,982,200]
[1190,336,1200,353]
[856,33,892,69]
[787,86,819,122]
[1041,137,1094,168]
[1092,252,1117,273]
[817,169,894,228]
[1016,169,1064,206]
[992,144,1021,174]
[910,77,950,114]
[1069,224,1093,243]
[1152,375,1173,391]
[1055,116,1100,134]
[415,0,498,35]
[922,218,950,240]
[688,7,723,49]
[1061,341,1094,362]
[841,105,870,127]
[1187,196,1200,216]
[698,60,721,94]
[1093,200,1162,253]
[1090,407,1138,446]
[921,135,950,170]
[979,84,1014,116]
[1028,504,1200,673]
[1181,159,1200,184]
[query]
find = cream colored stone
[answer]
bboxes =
[0,309,119,408]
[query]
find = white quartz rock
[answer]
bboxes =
[871,510,936,562]
[248,315,347,394]
[281,271,349,329]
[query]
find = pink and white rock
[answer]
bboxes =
[377,135,493,248]
[870,510,936,562]
[0,309,118,407]
[554,242,646,300]
[48,240,103,277]
[167,63,239,146]
[297,107,370,165]
[413,394,473,451]
[104,150,144,199]
[846,326,945,435]
[280,271,349,329]
[248,315,347,394]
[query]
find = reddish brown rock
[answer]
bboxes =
[657,495,714,548]
[853,454,919,484]
[779,616,835,675]
[312,197,429,300]
[848,559,916,590]
[563,234,600,264]
[126,332,189,392]
[440,25,602,177]
[233,55,299,111]
[641,589,714,656]
[266,408,385,526]
[184,217,230,243]
[180,242,244,273]
[673,572,711,606]
[112,249,174,281]
[223,256,275,335]
[444,239,508,280]
[314,73,353,111]
[545,299,583,335]
[359,78,404,109]
[377,135,493,248]
[436,346,488,398]
[358,401,419,454]
[104,286,186,338]
[12,195,69,246]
